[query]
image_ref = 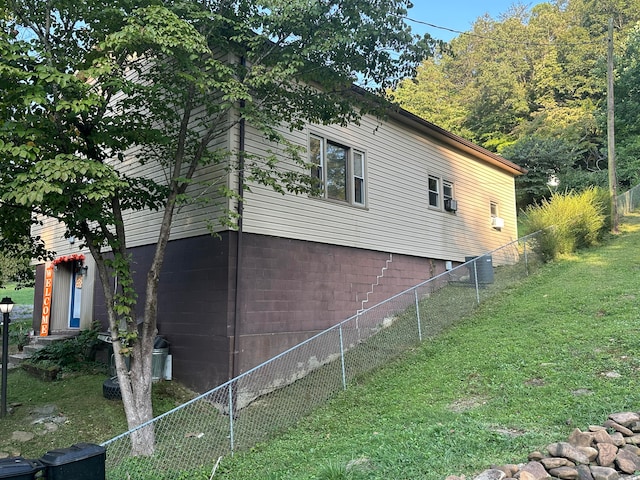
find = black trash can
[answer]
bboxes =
[0,457,43,480]
[40,443,105,480]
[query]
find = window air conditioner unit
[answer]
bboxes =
[444,199,458,212]
[491,217,505,229]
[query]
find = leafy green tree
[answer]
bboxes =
[502,135,577,209]
[613,23,640,187]
[391,58,474,138]
[393,0,640,207]
[0,0,432,454]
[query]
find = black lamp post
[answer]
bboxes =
[0,296,14,418]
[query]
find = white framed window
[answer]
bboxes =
[429,176,457,212]
[428,175,440,208]
[490,201,499,218]
[310,134,366,206]
[443,180,453,203]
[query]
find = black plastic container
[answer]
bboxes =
[40,443,105,480]
[0,457,43,480]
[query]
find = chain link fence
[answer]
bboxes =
[617,183,640,216]
[101,231,544,479]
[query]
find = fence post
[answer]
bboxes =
[228,383,235,454]
[339,324,347,390]
[472,259,480,304]
[414,289,423,342]
[523,238,529,276]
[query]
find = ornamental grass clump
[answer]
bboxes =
[522,187,608,262]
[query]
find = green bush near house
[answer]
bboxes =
[25,322,104,374]
[521,187,608,261]
[8,319,31,349]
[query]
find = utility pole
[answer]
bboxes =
[607,17,619,233]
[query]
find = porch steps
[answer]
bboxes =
[5,333,78,368]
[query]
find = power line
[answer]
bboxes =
[403,16,604,48]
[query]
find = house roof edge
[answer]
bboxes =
[350,86,527,176]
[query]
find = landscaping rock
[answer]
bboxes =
[446,411,640,480]
[528,451,544,461]
[496,464,518,477]
[541,457,575,469]
[11,431,34,442]
[548,442,591,465]
[576,464,594,480]
[519,461,549,479]
[518,471,537,480]
[614,448,640,474]
[589,465,619,480]
[609,432,625,447]
[593,429,616,445]
[624,434,640,445]
[604,420,633,437]
[578,446,598,462]
[608,413,639,427]
[549,466,580,479]
[597,443,618,467]
[570,429,594,448]
[622,444,640,455]
[473,469,505,480]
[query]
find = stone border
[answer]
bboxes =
[446,412,640,480]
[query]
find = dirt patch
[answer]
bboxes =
[448,396,487,413]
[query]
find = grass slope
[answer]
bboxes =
[0,286,34,306]
[216,213,640,480]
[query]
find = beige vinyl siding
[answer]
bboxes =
[119,130,233,248]
[33,50,237,254]
[241,112,519,264]
[33,132,232,255]
[36,216,74,257]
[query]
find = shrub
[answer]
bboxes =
[28,321,103,373]
[522,187,607,262]
[8,319,31,349]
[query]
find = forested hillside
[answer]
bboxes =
[393,0,640,208]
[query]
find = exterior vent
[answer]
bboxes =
[491,217,505,229]
[444,199,458,212]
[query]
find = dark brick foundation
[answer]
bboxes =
[36,232,445,393]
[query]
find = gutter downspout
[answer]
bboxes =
[230,56,246,381]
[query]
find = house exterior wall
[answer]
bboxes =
[240,112,519,264]
[29,91,524,393]
[77,230,450,391]
[90,233,236,392]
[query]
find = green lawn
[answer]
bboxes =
[0,285,34,306]
[215,213,640,479]
[3,215,640,479]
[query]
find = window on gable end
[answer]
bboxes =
[428,175,440,208]
[490,201,499,218]
[443,180,453,203]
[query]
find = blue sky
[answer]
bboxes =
[405,1,543,41]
